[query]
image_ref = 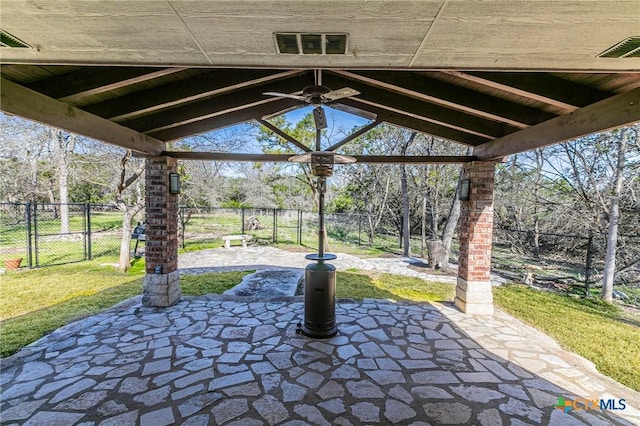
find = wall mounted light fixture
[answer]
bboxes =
[459,179,470,201]
[169,172,181,194]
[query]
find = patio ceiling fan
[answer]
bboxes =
[263,69,360,109]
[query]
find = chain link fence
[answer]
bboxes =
[3,202,637,292]
[0,202,123,268]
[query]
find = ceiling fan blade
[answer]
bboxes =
[331,103,378,121]
[263,92,308,102]
[322,87,360,102]
[333,153,357,164]
[288,153,313,163]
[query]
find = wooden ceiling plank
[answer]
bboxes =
[323,73,517,139]
[0,77,164,155]
[337,99,490,146]
[162,151,476,164]
[124,74,314,133]
[26,67,186,103]
[257,119,312,153]
[148,99,300,141]
[474,87,640,160]
[336,70,556,127]
[448,71,613,113]
[84,69,302,121]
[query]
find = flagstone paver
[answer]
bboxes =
[2,247,639,425]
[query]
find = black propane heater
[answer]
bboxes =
[290,108,356,338]
[262,71,361,338]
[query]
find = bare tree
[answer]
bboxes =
[601,127,631,301]
[114,151,145,271]
[50,128,77,233]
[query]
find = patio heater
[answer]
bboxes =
[291,111,356,338]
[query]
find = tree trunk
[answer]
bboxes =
[51,129,75,234]
[601,129,628,302]
[401,163,411,257]
[436,147,472,271]
[119,210,135,272]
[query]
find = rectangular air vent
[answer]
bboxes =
[275,33,348,55]
[0,30,30,48]
[598,37,640,58]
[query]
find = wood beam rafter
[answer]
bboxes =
[84,69,303,122]
[446,71,612,113]
[337,99,491,146]
[323,72,518,139]
[326,120,382,152]
[162,151,476,164]
[0,77,164,155]
[257,119,312,153]
[26,67,187,104]
[334,70,556,128]
[474,87,640,160]
[148,98,301,141]
[124,74,314,134]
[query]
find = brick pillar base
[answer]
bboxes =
[143,156,181,307]
[455,161,498,315]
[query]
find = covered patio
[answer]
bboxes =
[1,0,640,424]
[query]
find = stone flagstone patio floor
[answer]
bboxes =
[1,247,639,425]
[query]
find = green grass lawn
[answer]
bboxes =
[494,284,640,392]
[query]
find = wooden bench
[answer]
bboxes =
[222,234,252,249]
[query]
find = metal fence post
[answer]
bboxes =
[86,203,92,259]
[358,213,362,246]
[241,207,245,234]
[273,209,277,243]
[297,210,302,245]
[33,203,39,267]
[25,202,33,268]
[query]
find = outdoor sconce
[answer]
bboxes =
[169,172,181,194]
[459,179,470,200]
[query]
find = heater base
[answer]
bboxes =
[297,322,338,339]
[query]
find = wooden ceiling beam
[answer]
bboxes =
[26,67,186,103]
[0,77,164,155]
[335,70,556,127]
[84,69,303,121]
[447,71,612,113]
[474,87,640,160]
[323,73,517,139]
[162,151,476,164]
[257,119,312,153]
[124,74,313,133]
[337,99,490,146]
[148,98,300,141]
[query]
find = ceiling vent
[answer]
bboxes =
[275,33,348,55]
[598,37,640,58]
[0,30,30,48]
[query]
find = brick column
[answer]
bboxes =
[455,160,498,315]
[143,156,181,307]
